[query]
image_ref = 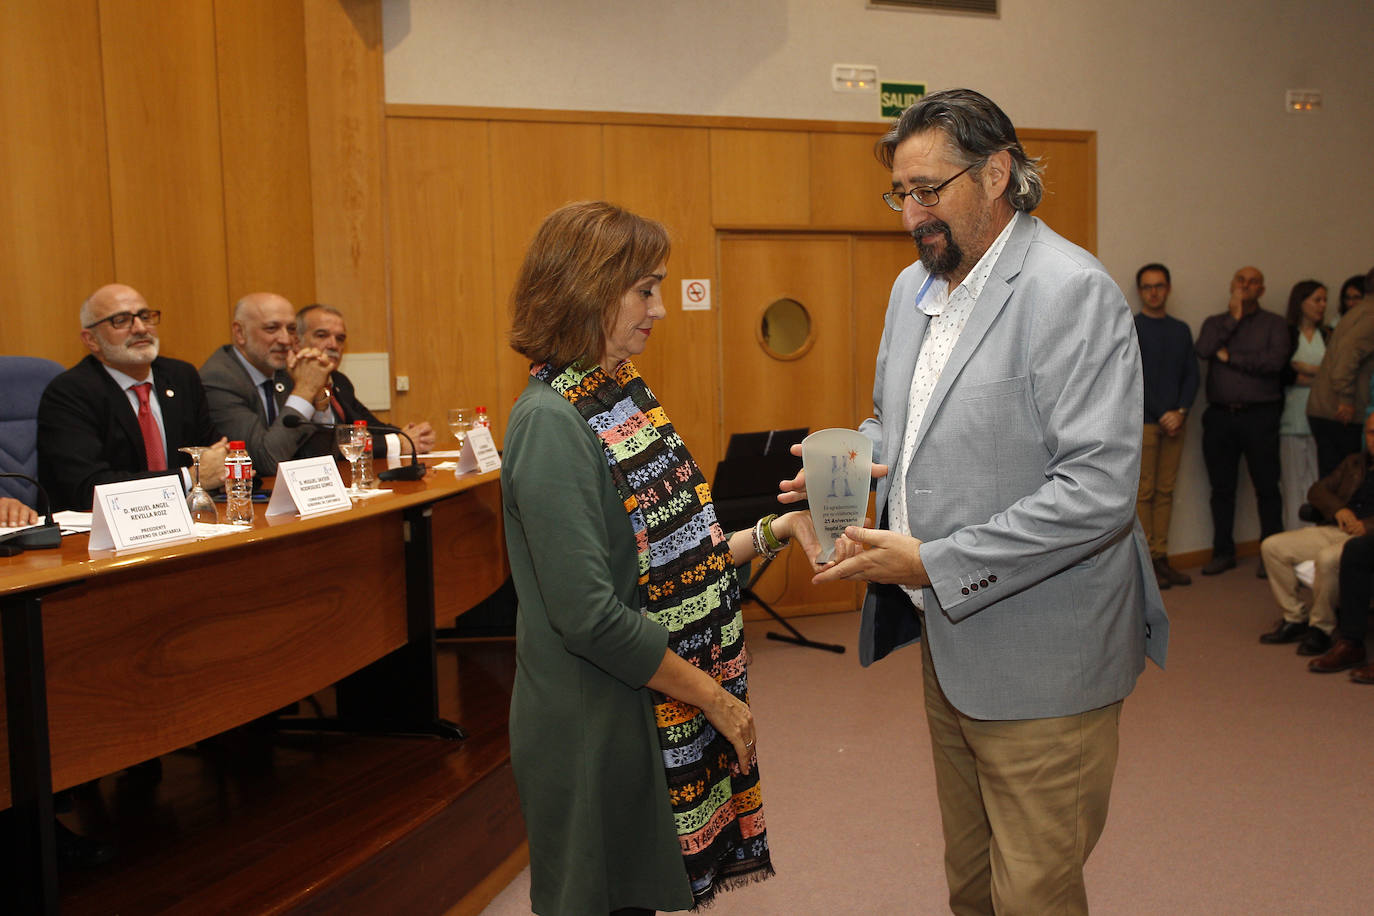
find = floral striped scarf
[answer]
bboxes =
[533,359,773,905]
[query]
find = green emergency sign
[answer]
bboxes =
[880,82,927,118]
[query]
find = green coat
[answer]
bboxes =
[502,378,693,915]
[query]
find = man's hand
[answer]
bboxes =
[197,437,230,490]
[812,526,929,588]
[0,497,38,527]
[1228,277,1247,319]
[1335,508,1366,536]
[1158,409,1185,435]
[1335,403,1356,424]
[778,442,888,504]
[403,421,436,454]
[286,347,336,402]
[1216,347,1230,363]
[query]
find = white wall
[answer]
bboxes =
[382,0,1374,556]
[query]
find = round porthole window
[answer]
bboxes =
[758,298,814,361]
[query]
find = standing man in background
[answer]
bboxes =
[1194,267,1289,576]
[1307,265,1374,477]
[1134,262,1198,589]
[798,88,1167,916]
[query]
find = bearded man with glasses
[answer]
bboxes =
[37,283,226,510]
[798,88,1168,915]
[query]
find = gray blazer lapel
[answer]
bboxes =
[909,216,1035,457]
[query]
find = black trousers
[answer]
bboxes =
[1307,414,1364,480]
[1201,402,1283,556]
[1337,533,1374,643]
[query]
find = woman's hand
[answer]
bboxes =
[772,510,867,571]
[701,687,757,776]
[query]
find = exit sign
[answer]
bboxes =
[880,82,927,118]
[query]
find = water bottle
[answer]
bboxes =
[475,406,490,430]
[225,440,254,526]
[355,420,378,489]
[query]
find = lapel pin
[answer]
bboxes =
[165,388,175,398]
[274,381,286,393]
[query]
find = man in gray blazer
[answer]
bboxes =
[200,292,336,476]
[806,89,1168,915]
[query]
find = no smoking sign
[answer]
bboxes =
[681,279,711,311]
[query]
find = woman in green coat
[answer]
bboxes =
[503,201,830,916]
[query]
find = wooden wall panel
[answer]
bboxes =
[488,122,604,437]
[810,132,893,231]
[386,118,495,439]
[718,236,856,436]
[709,130,810,227]
[604,125,720,471]
[214,0,316,315]
[0,0,113,366]
[303,0,388,350]
[1021,130,1097,254]
[98,0,228,365]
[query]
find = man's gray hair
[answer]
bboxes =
[294,302,345,338]
[78,295,97,329]
[875,88,1044,213]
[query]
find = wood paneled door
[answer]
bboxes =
[717,231,917,618]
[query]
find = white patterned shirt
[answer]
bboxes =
[890,212,1021,609]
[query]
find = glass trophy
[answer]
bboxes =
[801,428,873,563]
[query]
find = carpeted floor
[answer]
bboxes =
[480,557,1373,915]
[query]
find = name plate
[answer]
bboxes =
[456,425,502,475]
[266,455,352,517]
[89,475,196,553]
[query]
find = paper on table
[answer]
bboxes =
[54,511,94,533]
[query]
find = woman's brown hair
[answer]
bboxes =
[509,201,670,367]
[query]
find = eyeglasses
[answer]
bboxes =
[882,160,980,211]
[1139,283,1169,293]
[84,309,162,330]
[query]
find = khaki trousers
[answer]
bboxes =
[1259,525,1347,633]
[921,636,1120,916]
[1137,422,1186,559]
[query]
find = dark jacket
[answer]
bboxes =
[1307,451,1374,528]
[37,355,220,511]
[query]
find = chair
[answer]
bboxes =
[0,355,65,505]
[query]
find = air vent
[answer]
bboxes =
[871,0,998,13]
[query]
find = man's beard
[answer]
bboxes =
[912,220,964,278]
[101,334,159,366]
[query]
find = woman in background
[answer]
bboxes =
[1337,274,1365,319]
[502,200,833,916]
[1280,280,1330,530]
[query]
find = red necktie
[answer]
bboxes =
[330,394,348,422]
[133,382,167,471]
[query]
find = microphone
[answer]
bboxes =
[281,415,427,481]
[0,472,63,555]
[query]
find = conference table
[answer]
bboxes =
[0,465,507,914]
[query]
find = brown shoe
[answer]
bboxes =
[1351,663,1374,684]
[1154,557,1192,586]
[1308,638,1367,673]
[1259,619,1309,644]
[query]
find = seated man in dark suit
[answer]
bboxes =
[37,284,226,511]
[295,303,437,455]
[199,292,336,476]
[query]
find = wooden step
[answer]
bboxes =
[56,641,524,915]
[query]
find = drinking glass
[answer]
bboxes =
[336,425,368,495]
[448,407,474,451]
[179,446,219,524]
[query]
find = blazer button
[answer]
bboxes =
[987,574,998,583]
[961,587,970,595]
[979,578,988,587]
[970,583,979,591]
